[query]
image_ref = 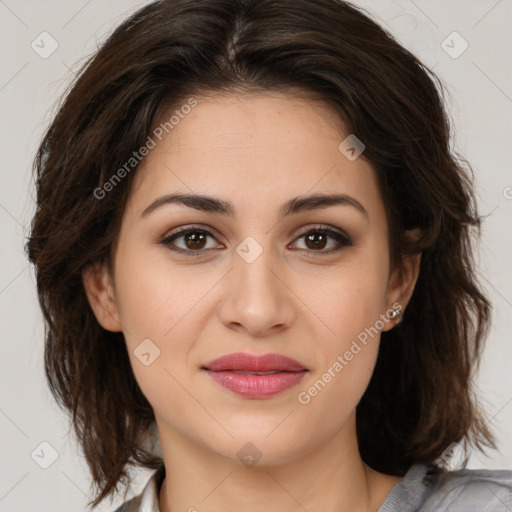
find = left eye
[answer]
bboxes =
[159,226,351,255]
[290,228,352,253]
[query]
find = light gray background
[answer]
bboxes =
[0,0,511,510]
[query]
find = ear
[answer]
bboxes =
[82,262,122,332]
[382,229,422,332]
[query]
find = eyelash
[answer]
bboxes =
[158,224,352,257]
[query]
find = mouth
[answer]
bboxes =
[202,352,309,398]
[226,370,288,375]
[202,352,308,372]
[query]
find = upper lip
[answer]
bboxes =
[203,352,308,372]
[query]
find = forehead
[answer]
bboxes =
[125,92,384,221]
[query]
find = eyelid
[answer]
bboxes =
[289,224,353,254]
[292,224,352,243]
[158,224,225,253]
[158,223,352,255]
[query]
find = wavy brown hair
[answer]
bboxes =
[26,0,496,507]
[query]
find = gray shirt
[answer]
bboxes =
[113,462,512,511]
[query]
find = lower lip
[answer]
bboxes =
[205,370,308,398]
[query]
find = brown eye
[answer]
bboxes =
[291,227,352,254]
[183,231,207,250]
[304,232,328,250]
[159,228,222,254]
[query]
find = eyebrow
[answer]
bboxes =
[141,192,368,219]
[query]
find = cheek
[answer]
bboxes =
[292,248,388,407]
[113,263,206,427]
[295,277,385,427]
[294,341,379,448]
[112,241,222,345]
[111,243,225,407]
[298,250,389,346]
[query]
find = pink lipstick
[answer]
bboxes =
[203,352,308,399]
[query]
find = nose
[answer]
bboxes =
[217,238,296,338]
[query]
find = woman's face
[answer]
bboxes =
[86,92,417,466]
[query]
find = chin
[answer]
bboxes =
[199,423,311,468]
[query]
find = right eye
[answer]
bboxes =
[159,226,225,255]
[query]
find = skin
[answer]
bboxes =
[83,91,421,512]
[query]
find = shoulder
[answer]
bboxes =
[112,465,165,512]
[379,463,512,512]
[420,466,512,511]
[112,495,143,512]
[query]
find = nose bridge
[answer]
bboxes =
[218,234,295,335]
[234,234,282,300]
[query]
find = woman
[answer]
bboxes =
[26,0,512,510]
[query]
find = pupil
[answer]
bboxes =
[306,232,326,250]
[186,232,206,250]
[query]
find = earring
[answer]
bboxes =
[390,309,403,324]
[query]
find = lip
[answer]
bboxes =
[204,352,308,372]
[202,352,309,399]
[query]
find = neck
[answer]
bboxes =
[156,413,400,512]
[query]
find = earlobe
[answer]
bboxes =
[82,262,122,332]
[383,247,422,332]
